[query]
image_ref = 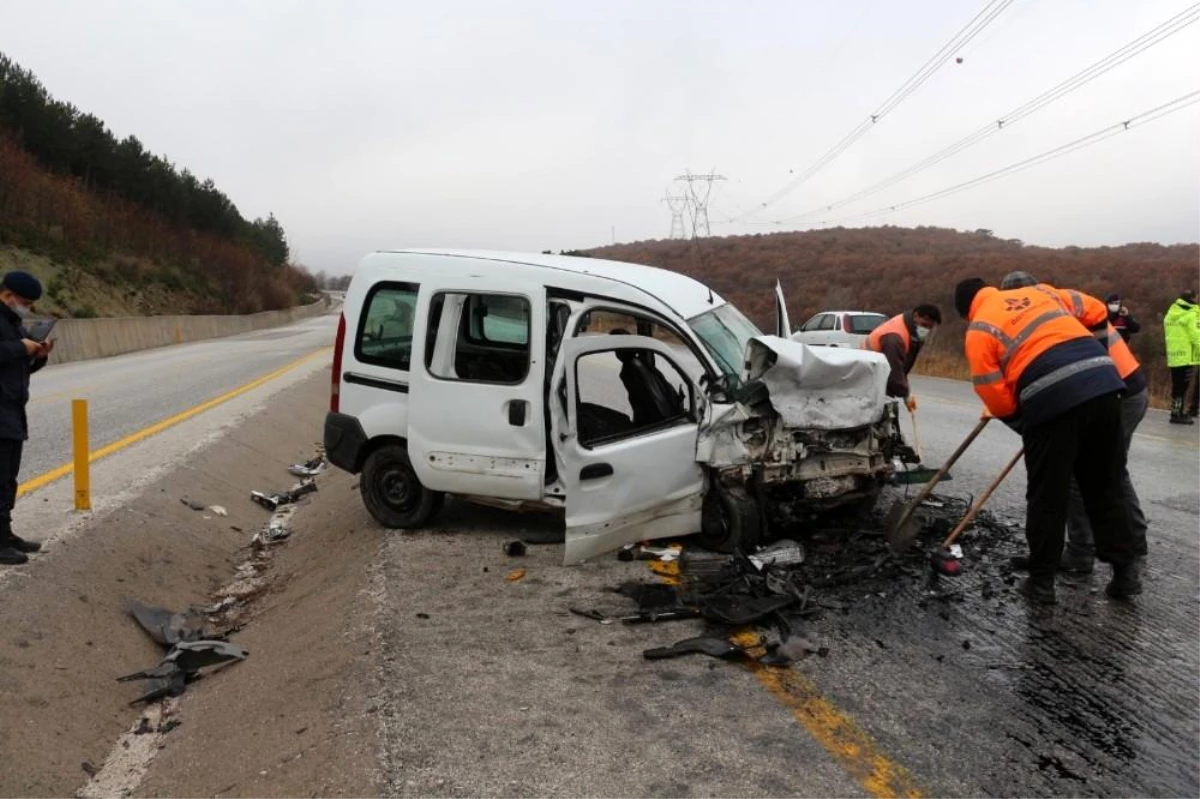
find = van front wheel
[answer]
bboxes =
[361,444,443,528]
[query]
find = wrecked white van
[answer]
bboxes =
[324,249,910,564]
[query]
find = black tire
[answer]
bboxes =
[361,444,443,529]
[695,483,761,553]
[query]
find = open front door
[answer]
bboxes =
[552,335,705,564]
[775,279,792,338]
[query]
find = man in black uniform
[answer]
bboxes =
[0,271,53,565]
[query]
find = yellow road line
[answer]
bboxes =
[17,347,330,498]
[650,559,923,798]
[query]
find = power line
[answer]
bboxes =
[775,2,1200,223]
[779,90,1200,226]
[735,0,1016,221]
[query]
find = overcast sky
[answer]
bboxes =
[2,0,1198,274]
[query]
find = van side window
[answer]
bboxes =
[356,282,419,370]
[425,292,531,384]
[575,347,694,449]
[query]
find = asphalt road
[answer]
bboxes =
[368,371,1200,798]
[21,314,338,484]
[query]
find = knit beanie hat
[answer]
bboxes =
[1,270,42,301]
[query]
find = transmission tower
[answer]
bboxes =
[661,191,689,239]
[674,170,726,238]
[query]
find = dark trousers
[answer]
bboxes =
[1066,389,1148,558]
[1023,392,1134,578]
[0,438,22,536]
[1170,366,1198,415]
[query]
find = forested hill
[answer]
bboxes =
[586,226,1198,397]
[0,52,316,317]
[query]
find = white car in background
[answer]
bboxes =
[792,310,888,348]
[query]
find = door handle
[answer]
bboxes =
[580,463,613,481]
[508,400,528,426]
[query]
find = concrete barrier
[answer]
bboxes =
[44,297,332,366]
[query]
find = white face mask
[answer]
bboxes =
[915,325,932,342]
[1107,303,1120,313]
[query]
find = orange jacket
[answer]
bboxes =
[1044,284,1142,383]
[864,314,911,354]
[965,286,1102,418]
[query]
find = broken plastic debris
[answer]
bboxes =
[947,544,963,559]
[180,499,206,511]
[749,539,806,569]
[209,505,228,517]
[506,568,526,582]
[503,541,527,557]
[250,479,317,511]
[288,455,329,478]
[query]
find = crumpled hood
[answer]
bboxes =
[744,335,891,430]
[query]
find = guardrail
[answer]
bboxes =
[45,296,332,366]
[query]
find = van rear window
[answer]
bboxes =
[356,282,419,370]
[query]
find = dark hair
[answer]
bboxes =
[954,278,988,319]
[913,304,942,324]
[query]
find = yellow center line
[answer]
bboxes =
[17,347,330,498]
[648,559,923,799]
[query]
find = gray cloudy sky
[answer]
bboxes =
[2,0,1198,274]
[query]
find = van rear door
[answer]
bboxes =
[407,282,547,500]
[552,335,705,564]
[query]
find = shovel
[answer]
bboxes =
[931,446,1024,575]
[886,415,991,552]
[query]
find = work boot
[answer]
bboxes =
[1009,555,1031,571]
[1059,551,1094,575]
[0,545,29,565]
[1106,560,1143,599]
[1019,575,1056,605]
[3,534,41,553]
[1170,413,1195,425]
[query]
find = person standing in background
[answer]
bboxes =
[0,271,53,565]
[1106,293,1140,344]
[1164,289,1199,424]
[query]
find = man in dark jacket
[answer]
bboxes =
[0,271,53,566]
[861,304,942,411]
[1105,293,1141,343]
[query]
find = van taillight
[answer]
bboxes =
[331,312,346,413]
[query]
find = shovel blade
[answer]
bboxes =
[885,502,922,552]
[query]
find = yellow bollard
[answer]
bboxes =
[72,399,91,511]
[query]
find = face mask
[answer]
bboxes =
[915,325,932,342]
[1107,303,1120,313]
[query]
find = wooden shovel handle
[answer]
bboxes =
[892,415,991,534]
[941,446,1024,550]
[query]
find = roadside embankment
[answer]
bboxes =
[45,298,333,366]
[0,368,380,798]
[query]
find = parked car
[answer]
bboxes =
[792,310,888,348]
[324,250,909,564]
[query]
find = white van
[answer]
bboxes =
[324,249,910,564]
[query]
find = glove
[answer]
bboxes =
[905,395,918,412]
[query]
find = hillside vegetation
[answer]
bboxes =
[0,52,315,317]
[586,227,1199,403]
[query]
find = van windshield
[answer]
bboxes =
[688,303,763,386]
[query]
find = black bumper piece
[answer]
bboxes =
[324,412,368,473]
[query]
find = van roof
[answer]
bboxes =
[373,248,727,320]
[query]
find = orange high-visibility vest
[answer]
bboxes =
[1042,284,1140,381]
[965,286,1102,418]
[863,314,910,353]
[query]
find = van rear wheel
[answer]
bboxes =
[696,483,761,554]
[361,444,443,529]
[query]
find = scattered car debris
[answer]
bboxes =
[180,499,206,511]
[506,568,527,582]
[124,598,211,647]
[503,541,527,557]
[209,505,228,517]
[288,453,329,478]
[118,640,249,705]
[250,479,317,512]
[587,492,1023,671]
[618,543,682,562]
[252,506,296,546]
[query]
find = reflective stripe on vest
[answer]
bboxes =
[1018,355,1115,404]
[968,305,1072,370]
[864,314,910,353]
